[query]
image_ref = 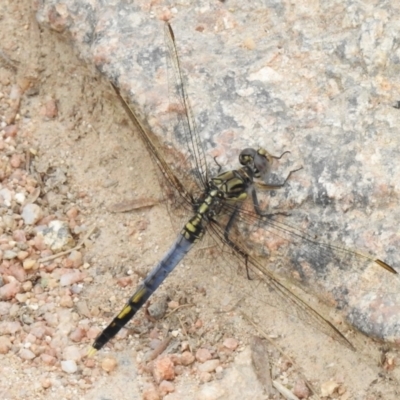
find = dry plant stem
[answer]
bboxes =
[241,311,320,399]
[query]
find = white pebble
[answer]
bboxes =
[0,188,12,207]
[21,204,43,225]
[15,192,26,204]
[18,348,36,360]
[60,271,85,286]
[41,220,75,251]
[61,360,78,374]
[198,359,220,373]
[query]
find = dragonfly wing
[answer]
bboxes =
[212,196,400,343]
[110,82,195,229]
[164,22,210,189]
[202,216,355,350]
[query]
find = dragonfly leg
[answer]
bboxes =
[220,207,253,280]
[258,165,303,191]
[270,150,291,160]
[253,165,303,217]
[250,187,290,219]
[213,156,223,173]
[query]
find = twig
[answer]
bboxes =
[241,311,320,399]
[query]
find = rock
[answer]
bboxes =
[0,188,12,207]
[321,380,340,397]
[101,356,118,372]
[0,336,12,354]
[21,203,43,225]
[22,259,37,270]
[198,359,220,373]
[223,338,239,351]
[158,380,174,396]
[69,327,86,342]
[180,351,195,366]
[40,220,75,251]
[59,271,86,286]
[61,360,78,374]
[3,250,17,260]
[152,357,175,383]
[195,348,212,363]
[0,280,21,300]
[18,348,36,360]
[293,379,311,399]
[65,250,83,268]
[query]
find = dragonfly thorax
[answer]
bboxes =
[181,166,254,243]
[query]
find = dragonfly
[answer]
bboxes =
[88,22,396,356]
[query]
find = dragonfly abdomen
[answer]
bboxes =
[90,234,193,352]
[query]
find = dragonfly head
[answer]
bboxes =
[239,148,272,181]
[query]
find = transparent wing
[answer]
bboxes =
[202,210,355,350]
[110,82,196,222]
[204,192,399,342]
[164,22,210,190]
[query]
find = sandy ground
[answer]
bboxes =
[1,1,400,399]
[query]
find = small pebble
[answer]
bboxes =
[3,250,17,259]
[66,207,79,219]
[17,250,29,260]
[152,357,175,383]
[180,351,195,366]
[2,215,16,230]
[9,264,26,281]
[321,380,340,397]
[0,189,12,206]
[147,295,168,320]
[13,230,26,242]
[69,327,86,342]
[198,371,212,383]
[40,354,57,366]
[22,281,33,292]
[158,380,175,396]
[293,379,310,398]
[41,220,75,251]
[101,356,118,372]
[223,337,239,350]
[1,320,21,334]
[198,359,220,373]
[23,259,37,270]
[65,250,83,268]
[60,295,73,308]
[18,348,36,360]
[30,325,46,339]
[10,153,22,168]
[61,360,78,374]
[0,301,11,315]
[14,193,25,204]
[3,124,17,137]
[21,203,43,225]
[116,276,132,287]
[0,336,12,354]
[41,378,52,389]
[0,280,21,300]
[43,98,58,118]
[167,300,179,310]
[195,348,212,363]
[142,384,160,400]
[60,271,86,286]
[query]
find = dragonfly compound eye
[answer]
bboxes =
[239,148,258,166]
